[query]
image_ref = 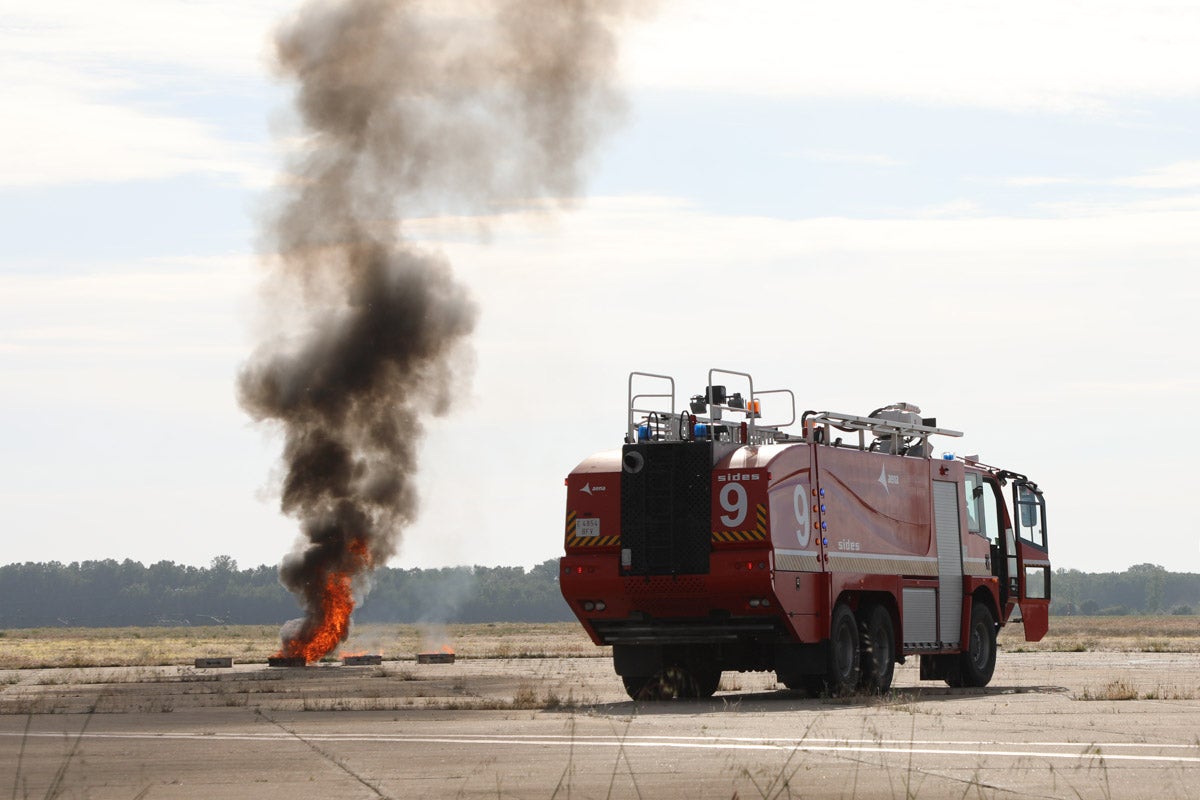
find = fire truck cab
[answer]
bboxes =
[560,369,1050,700]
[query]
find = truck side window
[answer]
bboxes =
[964,473,981,533]
[980,480,999,545]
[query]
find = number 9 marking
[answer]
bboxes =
[719,482,748,528]
[793,484,810,547]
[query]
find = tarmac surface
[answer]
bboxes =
[3,651,1199,799]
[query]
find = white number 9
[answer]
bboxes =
[793,484,810,547]
[719,482,748,528]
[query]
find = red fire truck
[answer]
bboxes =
[560,369,1050,699]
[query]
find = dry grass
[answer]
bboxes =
[1075,678,1199,701]
[0,622,605,670]
[999,615,1200,654]
[0,615,1195,671]
[1076,678,1140,701]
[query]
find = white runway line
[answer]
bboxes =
[5,731,1199,765]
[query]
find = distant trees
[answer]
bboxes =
[0,558,572,628]
[1050,563,1198,616]
[0,559,1194,628]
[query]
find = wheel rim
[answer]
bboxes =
[874,622,892,666]
[970,621,990,670]
[834,618,856,678]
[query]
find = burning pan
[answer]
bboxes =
[342,654,383,666]
[267,656,307,668]
[417,652,455,664]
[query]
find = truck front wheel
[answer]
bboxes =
[956,601,997,687]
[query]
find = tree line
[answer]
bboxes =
[1049,563,1197,616]
[0,557,572,628]
[0,559,1195,628]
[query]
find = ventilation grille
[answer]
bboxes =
[624,575,707,595]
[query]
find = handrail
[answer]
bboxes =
[627,372,674,443]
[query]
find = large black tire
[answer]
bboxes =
[622,675,654,700]
[858,604,896,693]
[623,665,721,700]
[956,601,997,687]
[821,603,861,696]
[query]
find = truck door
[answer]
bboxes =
[1012,481,1050,641]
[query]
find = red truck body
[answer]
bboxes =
[561,370,1050,699]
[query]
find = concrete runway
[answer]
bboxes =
[3,652,1199,799]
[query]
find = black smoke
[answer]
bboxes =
[239,0,634,658]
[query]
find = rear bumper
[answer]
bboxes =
[592,615,786,646]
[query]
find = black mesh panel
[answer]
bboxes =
[621,441,711,576]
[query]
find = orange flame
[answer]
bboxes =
[276,538,371,663]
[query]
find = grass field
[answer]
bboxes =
[0,616,1196,670]
[998,614,1200,653]
[0,622,602,669]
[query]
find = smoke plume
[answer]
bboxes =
[239,0,633,661]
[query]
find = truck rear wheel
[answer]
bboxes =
[956,601,997,687]
[858,604,895,693]
[819,603,861,696]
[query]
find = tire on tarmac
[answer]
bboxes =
[623,665,721,701]
[816,602,861,696]
[955,600,998,688]
[858,604,896,693]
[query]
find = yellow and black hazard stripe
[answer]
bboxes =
[566,535,621,547]
[712,503,768,543]
[564,510,619,548]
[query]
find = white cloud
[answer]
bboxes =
[1115,160,1200,189]
[1,1,289,80]
[1001,176,1079,187]
[1003,160,1200,193]
[0,255,254,368]
[0,1,288,188]
[0,66,273,187]
[622,1,1200,112]
[797,149,904,168]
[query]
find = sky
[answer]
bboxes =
[2,0,1199,576]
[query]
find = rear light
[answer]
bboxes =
[580,600,606,613]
